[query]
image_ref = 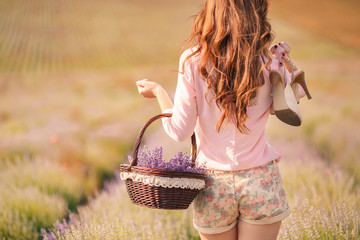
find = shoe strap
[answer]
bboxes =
[288,56,295,80]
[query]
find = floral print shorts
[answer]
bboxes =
[193,160,290,234]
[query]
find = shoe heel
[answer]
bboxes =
[270,68,302,126]
[291,71,312,100]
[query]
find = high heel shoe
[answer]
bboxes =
[280,52,312,104]
[290,70,312,103]
[270,63,302,126]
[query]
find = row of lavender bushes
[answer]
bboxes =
[0,136,132,239]
[41,150,360,240]
[41,174,199,240]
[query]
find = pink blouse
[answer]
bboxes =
[162,48,283,171]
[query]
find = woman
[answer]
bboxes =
[136,0,307,239]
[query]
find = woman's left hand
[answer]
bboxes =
[270,41,291,57]
[270,42,297,72]
[136,79,162,98]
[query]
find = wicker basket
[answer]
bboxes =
[120,113,206,210]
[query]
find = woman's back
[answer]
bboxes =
[162,48,281,171]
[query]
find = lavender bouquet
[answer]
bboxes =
[121,145,206,209]
[131,146,206,174]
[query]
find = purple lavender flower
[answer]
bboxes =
[103,180,111,192]
[55,220,65,235]
[63,218,69,229]
[103,209,108,222]
[46,229,56,240]
[50,232,56,240]
[40,228,47,237]
[130,220,138,231]
[135,146,205,173]
[69,214,76,226]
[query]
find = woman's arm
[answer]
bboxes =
[136,79,173,112]
[136,50,198,142]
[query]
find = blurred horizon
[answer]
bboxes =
[0,0,359,74]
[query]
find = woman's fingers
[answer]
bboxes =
[270,42,291,59]
[270,41,297,71]
[136,79,149,87]
[278,42,291,54]
[269,44,279,54]
[270,44,285,59]
[136,79,158,98]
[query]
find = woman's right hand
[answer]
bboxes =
[136,79,174,112]
[136,79,163,98]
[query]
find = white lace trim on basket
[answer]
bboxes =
[120,172,205,190]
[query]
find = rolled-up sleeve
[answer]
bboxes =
[162,51,198,142]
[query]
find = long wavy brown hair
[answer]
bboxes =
[184,0,274,133]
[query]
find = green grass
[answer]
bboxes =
[0,157,86,211]
[280,201,360,239]
[0,206,39,240]
[0,186,67,232]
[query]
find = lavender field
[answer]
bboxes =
[1,0,360,239]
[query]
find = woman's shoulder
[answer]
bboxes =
[180,47,201,64]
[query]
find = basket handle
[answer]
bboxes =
[129,113,197,169]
